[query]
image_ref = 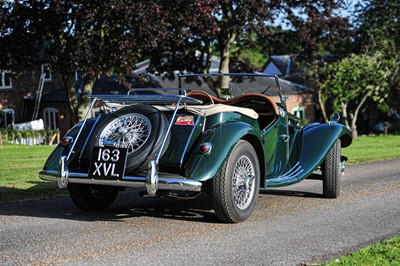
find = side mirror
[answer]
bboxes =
[329,113,340,124]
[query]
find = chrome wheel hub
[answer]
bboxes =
[99,113,151,154]
[232,155,256,210]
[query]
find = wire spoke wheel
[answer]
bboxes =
[232,155,256,210]
[99,113,151,154]
[85,105,170,175]
[212,140,260,223]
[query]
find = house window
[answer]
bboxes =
[293,107,305,120]
[1,109,14,127]
[0,71,12,89]
[43,107,58,131]
[41,65,52,81]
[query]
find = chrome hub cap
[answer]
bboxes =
[232,155,256,210]
[99,113,151,154]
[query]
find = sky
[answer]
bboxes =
[275,0,361,30]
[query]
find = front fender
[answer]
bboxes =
[299,122,352,177]
[185,121,262,182]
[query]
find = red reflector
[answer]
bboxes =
[199,143,211,154]
[61,137,72,146]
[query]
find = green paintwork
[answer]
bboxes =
[42,100,352,191]
[159,115,204,171]
[265,122,351,187]
[186,120,263,182]
[42,117,99,171]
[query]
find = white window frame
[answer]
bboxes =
[41,64,52,82]
[292,107,305,120]
[0,71,12,89]
[43,107,59,131]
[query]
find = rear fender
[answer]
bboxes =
[42,117,99,171]
[185,122,263,182]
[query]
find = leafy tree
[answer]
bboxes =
[1,0,351,119]
[277,0,351,57]
[355,0,400,52]
[151,0,349,97]
[354,0,400,112]
[320,53,395,138]
[0,0,168,123]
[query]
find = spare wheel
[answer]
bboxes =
[90,105,170,174]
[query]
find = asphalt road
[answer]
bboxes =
[1,159,399,265]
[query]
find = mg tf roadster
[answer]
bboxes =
[40,73,352,223]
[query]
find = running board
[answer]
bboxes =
[265,162,305,187]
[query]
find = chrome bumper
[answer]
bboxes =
[39,157,202,195]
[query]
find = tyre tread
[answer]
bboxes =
[323,140,341,198]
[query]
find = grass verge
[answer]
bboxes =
[343,135,400,164]
[0,143,67,202]
[323,235,400,265]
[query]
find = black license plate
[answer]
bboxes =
[89,147,128,179]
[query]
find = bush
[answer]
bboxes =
[0,128,56,145]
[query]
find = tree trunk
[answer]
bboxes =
[342,90,372,139]
[350,92,371,139]
[215,32,237,98]
[215,46,231,98]
[62,74,79,125]
[348,112,358,139]
[61,73,95,124]
[317,88,329,123]
[77,78,95,121]
[341,102,350,130]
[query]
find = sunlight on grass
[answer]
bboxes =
[342,135,400,164]
[324,235,400,266]
[0,143,66,202]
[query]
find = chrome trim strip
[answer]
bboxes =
[66,97,97,161]
[155,97,182,164]
[127,87,187,96]
[39,169,202,191]
[79,113,102,161]
[84,94,201,105]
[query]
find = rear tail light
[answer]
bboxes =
[199,143,212,155]
[61,136,73,146]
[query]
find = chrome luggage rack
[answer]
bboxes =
[87,88,202,105]
[40,88,203,196]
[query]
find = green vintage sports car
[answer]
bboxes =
[40,73,352,223]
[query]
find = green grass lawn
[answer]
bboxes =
[343,135,400,164]
[324,235,400,266]
[0,143,66,202]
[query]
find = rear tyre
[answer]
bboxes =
[67,184,119,211]
[323,140,341,198]
[212,140,260,223]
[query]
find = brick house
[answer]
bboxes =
[262,55,323,123]
[0,66,75,134]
